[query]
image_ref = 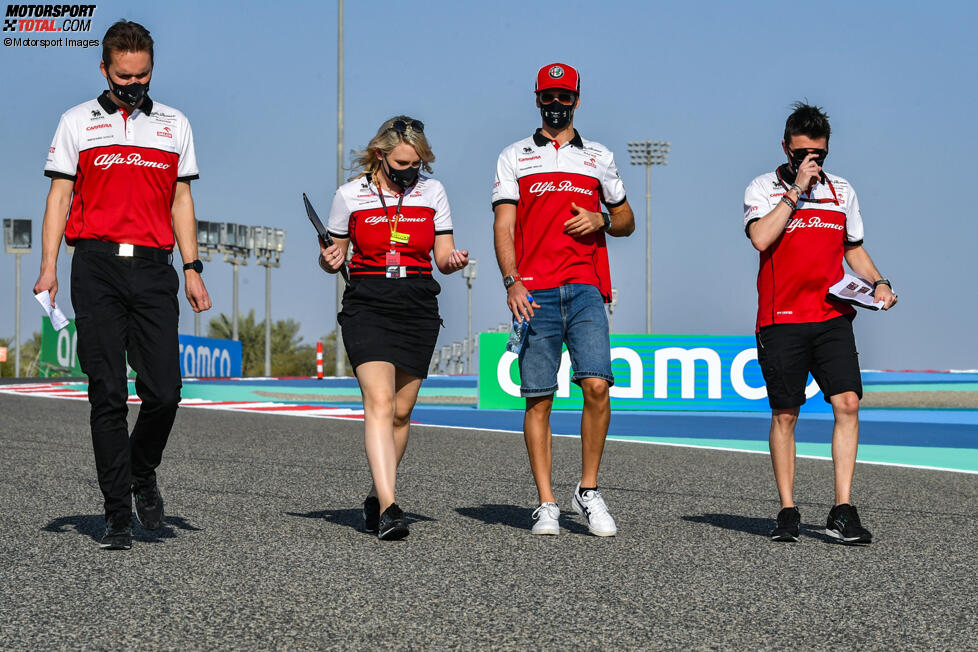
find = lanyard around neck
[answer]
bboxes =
[374,174,406,239]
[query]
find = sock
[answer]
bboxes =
[578,486,596,497]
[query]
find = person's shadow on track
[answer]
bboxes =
[681,513,824,540]
[456,504,590,535]
[42,514,202,543]
[285,508,436,534]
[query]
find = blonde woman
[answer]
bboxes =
[319,116,468,540]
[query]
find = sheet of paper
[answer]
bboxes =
[827,274,885,311]
[34,290,70,330]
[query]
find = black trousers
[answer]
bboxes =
[70,250,182,518]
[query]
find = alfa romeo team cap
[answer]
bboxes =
[535,63,580,94]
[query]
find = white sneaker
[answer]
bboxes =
[571,483,617,536]
[531,502,560,535]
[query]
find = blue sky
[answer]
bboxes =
[1,0,976,370]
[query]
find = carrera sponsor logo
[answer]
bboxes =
[85,122,111,131]
[3,3,96,33]
[363,215,426,225]
[356,193,376,198]
[770,192,785,197]
[93,152,171,171]
[157,126,173,138]
[518,155,541,162]
[528,180,594,197]
[785,216,845,233]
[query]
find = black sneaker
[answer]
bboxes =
[363,496,380,534]
[771,506,801,542]
[133,478,164,531]
[100,512,133,550]
[825,504,873,545]
[377,503,409,541]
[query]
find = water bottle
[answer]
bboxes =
[506,295,533,354]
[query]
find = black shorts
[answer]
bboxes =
[756,315,862,409]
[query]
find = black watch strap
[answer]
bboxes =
[601,212,612,230]
[183,259,203,273]
[873,278,891,290]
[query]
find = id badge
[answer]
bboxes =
[385,251,403,279]
[390,231,410,245]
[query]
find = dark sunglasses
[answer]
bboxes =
[539,91,577,105]
[788,147,828,165]
[390,119,424,134]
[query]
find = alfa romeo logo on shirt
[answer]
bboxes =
[549,65,564,79]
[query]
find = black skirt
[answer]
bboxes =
[337,276,442,378]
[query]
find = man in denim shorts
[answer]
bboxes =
[491,63,635,536]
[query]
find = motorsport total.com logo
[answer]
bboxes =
[3,4,98,48]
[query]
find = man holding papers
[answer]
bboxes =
[743,102,897,545]
[33,21,210,550]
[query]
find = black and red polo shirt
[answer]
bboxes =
[44,91,199,250]
[491,129,627,302]
[744,165,865,331]
[326,175,453,275]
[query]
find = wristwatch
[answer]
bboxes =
[183,259,204,273]
[503,274,521,289]
[601,212,612,230]
[873,279,891,290]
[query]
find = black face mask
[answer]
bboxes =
[109,77,149,108]
[383,156,420,190]
[539,99,574,130]
[787,147,827,174]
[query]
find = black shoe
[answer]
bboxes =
[771,506,801,542]
[133,478,164,531]
[377,503,409,541]
[100,512,133,550]
[363,496,380,534]
[825,504,873,545]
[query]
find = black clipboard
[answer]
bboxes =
[303,193,349,282]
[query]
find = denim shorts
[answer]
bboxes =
[518,283,614,397]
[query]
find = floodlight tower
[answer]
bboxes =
[254,226,285,377]
[4,219,32,377]
[440,345,451,375]
[219,222,251,341]
[461,259,478,374]
[626,139,670,334]
[194,220,218,337]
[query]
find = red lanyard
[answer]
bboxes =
[778,167,840,206]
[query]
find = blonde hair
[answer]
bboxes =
[349,115,434,181]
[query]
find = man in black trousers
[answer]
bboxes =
[34,20,211,550]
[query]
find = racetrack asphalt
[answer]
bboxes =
[1,391,977,650]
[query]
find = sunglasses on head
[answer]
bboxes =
[538,91,577,105]
[390,119,424,134]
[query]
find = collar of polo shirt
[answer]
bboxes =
[532,128,584,148]
[97,90,154,116]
